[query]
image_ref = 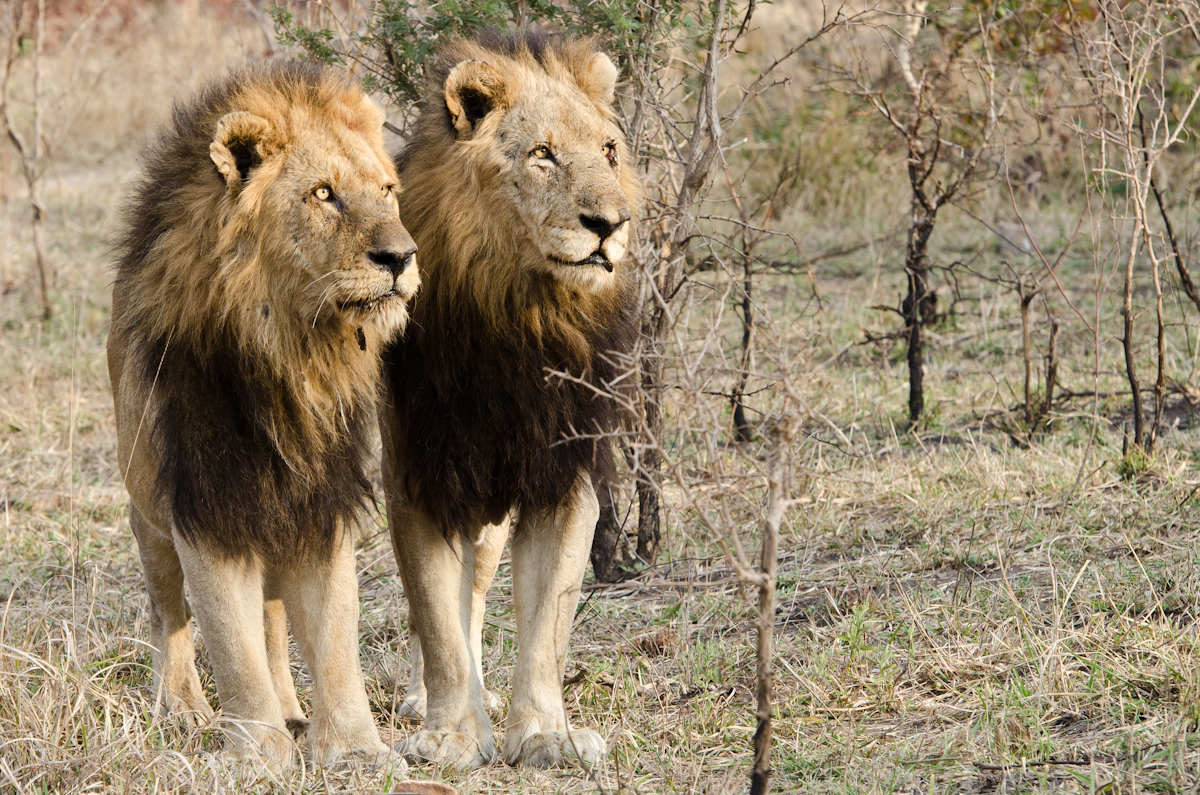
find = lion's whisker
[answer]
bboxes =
[312,280,340,328]
[308,268,341,285]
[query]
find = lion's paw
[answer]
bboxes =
[481,688,503,714]
[503,728,606,768]
[285,717,310,741]
[399,689,502,722]
[320,742,408,774]
[399,729,495,770]
[307,720,396,770]
[398,691,426,721]
[152,684,215,728]
[225,722,297,771]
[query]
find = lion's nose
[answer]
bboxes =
[579,207,630,242]
[368,245,417,277]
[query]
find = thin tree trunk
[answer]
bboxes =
[31,183,49,321]
[1020,291,1035,425]
[636,373,663,565]
[1041,318,1058,431]
[31,0,48,320]
[1139,107,1200,318]
[1122,223,1144,450]
[732,249,753,442]
[904,215,935,425]
[749,419,793,795]
[1150,250,1166,453]
[633,0,725,567]
[591,484,631,583]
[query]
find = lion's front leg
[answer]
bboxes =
[503,476,606,768]
[277,529,392,768]
[399,517,508,721]
[389,502,495,770]
[172,535,295,768]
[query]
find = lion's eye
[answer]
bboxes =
[315,186,333,202]
[531,145,552,160]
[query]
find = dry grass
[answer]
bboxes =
[5,2,1200,793]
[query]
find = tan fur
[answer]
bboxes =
[381,34,638,770]
[109,62,416,770]
[396,35,640,353]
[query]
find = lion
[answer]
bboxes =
[377,31,639,770]
[107,61,419,768]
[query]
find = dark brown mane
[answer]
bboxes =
[383,275,636,532]
[146,330,373,558]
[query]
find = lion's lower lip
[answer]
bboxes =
[342,289,399,312]
[552,253,614,273]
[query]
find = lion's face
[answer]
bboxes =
[441,50,634,292]
[498,86,631,289]
[210,106,419,338]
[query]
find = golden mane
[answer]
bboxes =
[396,32,642,360]
[114,60,399,455]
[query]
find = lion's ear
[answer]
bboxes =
[210,111,277,192]
[579,52,618,107]
[444,59,510,138]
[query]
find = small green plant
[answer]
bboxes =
[1116,445,1152,480]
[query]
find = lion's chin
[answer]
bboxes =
[339,292,411,334]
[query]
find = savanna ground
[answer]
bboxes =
[4,2,1200,793]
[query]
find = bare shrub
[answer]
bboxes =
[1062,1,1200,455]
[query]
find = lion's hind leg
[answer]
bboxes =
[263,593,309,739]
[502,476,607,768]
[397,625,426,720]
[277,529,392,768]
[129,506,214,726]
[472,518,509,715]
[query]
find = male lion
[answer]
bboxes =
[378,31,639,769]
[108,62,418,768]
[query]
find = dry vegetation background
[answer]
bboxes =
[3,0,1200,793]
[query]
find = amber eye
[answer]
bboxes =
[382,184,394,196]
[315,186,333,202]
[531,145,552,160]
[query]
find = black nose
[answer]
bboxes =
[368,246,416,276]
[579,208,630,242]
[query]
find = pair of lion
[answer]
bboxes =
[108,31,638,771]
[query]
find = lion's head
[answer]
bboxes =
[117,61,418,434]
[397,32,639,324]
[207,98,418,339]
